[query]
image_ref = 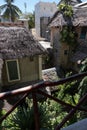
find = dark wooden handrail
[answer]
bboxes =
[0,72,87,99]
[0,72,87,130]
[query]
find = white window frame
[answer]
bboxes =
[6,59,20,82]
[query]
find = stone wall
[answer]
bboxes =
[51,27,69,68]
[51,26,87,70]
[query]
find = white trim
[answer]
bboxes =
[6,59,20,82]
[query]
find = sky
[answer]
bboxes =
[0,0,87,13]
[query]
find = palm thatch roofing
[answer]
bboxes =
[71,43,87,62]
[0,26,46,60]
[58,0,82,6]
[48,7,87,27]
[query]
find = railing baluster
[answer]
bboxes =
[38,90,87,112]
[32,91,40,130]
[0,93,28,123]
[0,72,87,129]
[55,93,87,130]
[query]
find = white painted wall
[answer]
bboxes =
[17,19,29,29]
[35,1,57,37]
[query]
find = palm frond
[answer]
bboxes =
[2,7,11,18]
[0,1,22,22]
[12,4,22,14]
[5,0,14,3]
[0,4,7,10]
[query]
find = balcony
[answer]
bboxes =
[0,72,87,130]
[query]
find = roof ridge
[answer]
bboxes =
[0,22,24,27]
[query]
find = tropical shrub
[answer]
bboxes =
[59,4,73,18]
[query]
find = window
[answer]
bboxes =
[6,59,20,82]
[80,27,87,39]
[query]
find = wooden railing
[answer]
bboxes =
[0,72,87,130]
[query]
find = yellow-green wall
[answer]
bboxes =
[2,56,42,87]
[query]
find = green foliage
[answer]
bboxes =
[79,77,87,97]
[2,99,52,130]
[20,12,35,29]
[2,106,35,130]
[79,58,87,97]
[28,12,35,29]
[52,71,81,125]
[78,76,87,119]
[0,0,22,22]
[0,109,6,130]
[78,59,87,118]
[2,65,87,129]
[79,58,87,73]
[59,4,77,46]
[60,26,77,46]
[59,4,73,17]
[2,97,69,130]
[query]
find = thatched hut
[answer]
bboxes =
[0,24,46,90]
[48,7,87,71]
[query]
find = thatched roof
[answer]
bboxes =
[71,43,87,62]
[58,0,82,6]
[0,26,46,59]
[48,7,87,27]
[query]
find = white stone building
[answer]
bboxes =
[35,1,57,37]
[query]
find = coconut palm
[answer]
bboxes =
[0,0,22,22]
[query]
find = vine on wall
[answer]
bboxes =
[60,26,77,46]
[59,4,77,46]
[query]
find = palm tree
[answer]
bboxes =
[0,0,22,22]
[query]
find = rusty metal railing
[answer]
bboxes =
[0,72,87,130]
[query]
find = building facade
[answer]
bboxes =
[49,7,87,71]
[0,24,45,90]
[35,1,57,38]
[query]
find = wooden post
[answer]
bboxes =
[32,91,40,130]
[0,93,28,123]
[55,93,87,130]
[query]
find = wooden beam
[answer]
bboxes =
[55,93,87,130]
[32,91,40,130]
[0,72,87,100]
[0,93,28,123]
